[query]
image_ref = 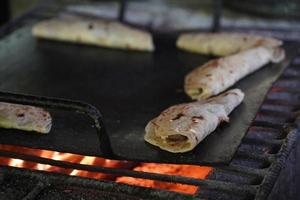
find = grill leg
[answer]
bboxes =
[118,0,127,23]
[0,0,10,25]
[212,0,223,32]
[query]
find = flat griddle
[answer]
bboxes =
[0,25,297,165]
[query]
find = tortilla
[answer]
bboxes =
[32,16,154,51]
[185,46,285,100]
[176,32,282,56]
[144,89,244,153]
[0,102,52,133]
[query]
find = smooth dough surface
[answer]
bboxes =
[176,32,282,56]
[32,16,154,51]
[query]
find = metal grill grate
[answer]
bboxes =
[0,3,299,200]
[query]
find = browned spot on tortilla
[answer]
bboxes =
[88,23,94,30]
[192,116,204,123]
[205,74,212,77]
[150,119,159,127]
[206,59,219,68]
[192,116,204,120]
[17,113,24,117]
[243,37,248,41]
[229,70,233,73]
[254,39,265,47]
[166,134,188,142]
[172,113,185,121]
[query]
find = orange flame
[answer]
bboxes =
[0,144,133,180]
[0,144,212,194]
[117,163,212,194]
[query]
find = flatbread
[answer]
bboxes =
[185,46,285,100]
[32,16,154,52]
[0,102,52,133]
[176,32,282,56]
[144,89,244,153]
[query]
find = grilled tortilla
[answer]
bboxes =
[144,89,244,153]
[0,102,52,133]
[176,32,282,56]
[185,46,285,100]
[32,16,154,52]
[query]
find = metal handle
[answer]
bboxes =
[0,91,114,158]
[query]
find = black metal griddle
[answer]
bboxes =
[0,24,298,165]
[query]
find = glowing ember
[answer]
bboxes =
[117,163,212,194]
[0,144,133,180]
[0,145,212,194]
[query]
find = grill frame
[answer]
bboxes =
[0,3,300,200]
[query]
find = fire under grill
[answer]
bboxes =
[0,2,300,200]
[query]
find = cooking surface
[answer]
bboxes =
[0,25,297,165]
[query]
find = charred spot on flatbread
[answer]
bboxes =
[166,134,188,143]
[17,113,25,118]
[88,23,94,30]
[171,113,185,121]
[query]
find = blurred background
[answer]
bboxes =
[1,0,300,32]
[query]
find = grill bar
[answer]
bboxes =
[235,150,276,162]
[0,149,256,195]
[22,181,45,200]
[0,166,194,200]
[242,137,284,146]
[255,129,299,200]
[216,166,267,178]
[251,121,289,129]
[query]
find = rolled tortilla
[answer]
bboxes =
[176,32,282,56]
[185,46,285,100]
[32,16,154,52]
[0,102,52,133]
[144,89,244,153]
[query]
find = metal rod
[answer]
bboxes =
[264,99,300,107]
[255,129,299,200]
[22,181,45,200]
[235,150,276,163]
[242,137,284,146]
[0,150,257,195]
[216,165,267,178]
[1,166,193,200]
[252,121,287,130]
[212,0,223,32]
[0,0,10,25]
[258,109,295,118]
[118,0,127,22]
